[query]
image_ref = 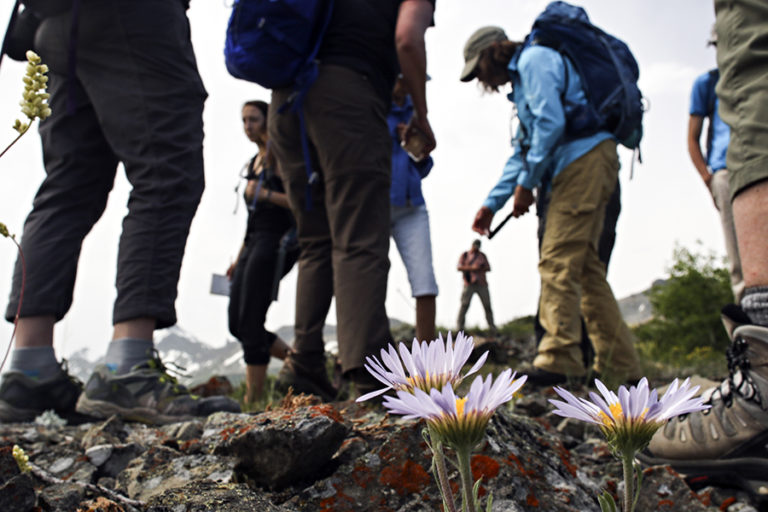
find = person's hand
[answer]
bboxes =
[396,122,408,143]
[256,186,272,203]
[472,206,494,236]
[512,186,534,218]
[403,112,436,158]
[226,261,237,280]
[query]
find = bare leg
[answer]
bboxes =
[733,180,768,288]
[112,317,155,342]
[245,363,268,404]
[14,316,56,348]
[415,295,436,342]
[270,336,292,360]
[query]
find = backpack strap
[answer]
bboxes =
[277,0,334,212]
[0,0,22,73]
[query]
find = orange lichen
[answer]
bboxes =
[553,441,578,477]
[309,404,344,423]
[471,454,500,481]
[379,459,431,495]
[657,499,675,507]
[318,483,355,512]
[719,497,737,511]
[526,490,540,506]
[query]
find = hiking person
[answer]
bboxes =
[227,100,296,405]
[638,1,768,491]
[268,0,436,400]
[0,0,240,424]
[687,26,743,301]
[389,74,438,343]
[533,179,622,371]
[462,21,641,387]
[456,240,497,336]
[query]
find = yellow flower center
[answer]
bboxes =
[455,397,468,419]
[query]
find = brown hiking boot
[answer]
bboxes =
[276,353,337,402]
[637,320,768,499]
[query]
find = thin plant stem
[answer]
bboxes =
[0,125,29,160]
[0,236,25,373]
[622,451,635,512]
[428,425,457,512]
[456,446,476,512]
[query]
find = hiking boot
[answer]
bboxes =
[345,367,381,399]
[636,322,768,496]
[520,364,584,388]
[276,353,337,402]
[0,362,88,424]
[75,356,241,424]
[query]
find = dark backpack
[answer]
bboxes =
[224,0,334,211]
[527,1,644,150]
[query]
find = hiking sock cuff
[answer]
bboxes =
[10,346,59,379]
[741,286,768,328]
[105,338,155,375]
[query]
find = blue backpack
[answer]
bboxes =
[527,1,644,150]
[224,0,333,89]
[224,0,334,210]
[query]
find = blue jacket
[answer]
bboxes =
[690,69,729,172]
[389,96,433,207]
[482,45,614,213]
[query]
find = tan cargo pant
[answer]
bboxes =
[534,140,640,380]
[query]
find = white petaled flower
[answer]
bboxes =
[382,369,527,449]
[549,377,709,453]
[356,331,489,402]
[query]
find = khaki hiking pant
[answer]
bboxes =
[534,140,640,380]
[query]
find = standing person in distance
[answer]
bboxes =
[227,100,296,406]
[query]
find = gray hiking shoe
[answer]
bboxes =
[637,319,768,498]
[76,355,241,424]
[0,361,87,423]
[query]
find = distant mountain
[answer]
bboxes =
[62,298,652,387]
[63,324,340,387]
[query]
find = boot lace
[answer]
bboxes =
[144,349,190,395]
[699,335,762,412]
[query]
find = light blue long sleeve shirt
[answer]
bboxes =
[482,45,614,213]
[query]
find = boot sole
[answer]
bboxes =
[76,394,194,425]
[0,399,96,425]
[636,452,768,504]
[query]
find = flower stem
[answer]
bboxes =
[456,447,476,512]
[428,426,457,512]
[0,126,28,160]
[622,451,635,512]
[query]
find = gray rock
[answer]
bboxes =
[207,406,348,488]
[116,445,237,501]
[38,482,86,512]
[0,473,36,512]
[146,480,289,511]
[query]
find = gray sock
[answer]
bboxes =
[741,286,768,328]
[104,338,155,375]
[10,346,60,379]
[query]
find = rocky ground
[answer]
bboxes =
[1,336,766,512]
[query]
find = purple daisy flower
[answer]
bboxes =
[356,331,489,402]
[549,377,709,453]
[382,369,527,449]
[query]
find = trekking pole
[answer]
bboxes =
[488,210,515,240]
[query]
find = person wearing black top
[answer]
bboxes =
[268,0,436,400]
[228,101,297,405]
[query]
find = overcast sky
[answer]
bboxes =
[0,0,720,360]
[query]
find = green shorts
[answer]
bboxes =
[715,0,768,199]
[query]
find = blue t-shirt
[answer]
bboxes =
[482,45,613,213]
[690,69,730,172]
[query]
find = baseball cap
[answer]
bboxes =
[460,26,508,82]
